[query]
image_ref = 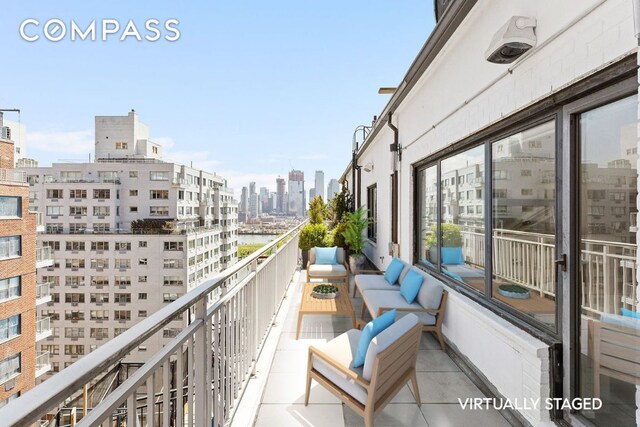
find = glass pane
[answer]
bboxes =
[578,94,638,427]
[491,121,557,329]
[440,146,485,291]
[418,166,438,267]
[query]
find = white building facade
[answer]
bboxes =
[20,112,238,377]
[343,1,638,426]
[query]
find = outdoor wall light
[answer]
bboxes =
[485,16,537,64]
[363,162,374,172]
[378,87,397,94]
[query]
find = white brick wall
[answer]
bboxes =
[349,1,637,425]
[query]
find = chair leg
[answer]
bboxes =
[364,407,374,427]
[352,281,357,297]
[360,301,367,320]
[436,330,446,351]
[304,372,312,406]
[410,371,421,407]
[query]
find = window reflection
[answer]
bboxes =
[419,166,439,267]
[491,120,557,329]
[578,95,638,427]
[440,146,486,291]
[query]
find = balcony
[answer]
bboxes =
[35,351,51,378]
[36,246,54,268]
[0,168,27,184]
[33,211,45,232]
[0,222,511,427]
[35,316,52,341]
[35,282,52,305]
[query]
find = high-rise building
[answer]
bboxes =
[314,171,325,201]
[327,179,340,201]
[287,170,305,217]
[239,187,248,223]
[309,188,316,201]
[248,182,258,219]
[20,112,238,379]
[0,123,49,403]
[276,178,285,213]
[259,187,270,214]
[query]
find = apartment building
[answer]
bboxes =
[20,111,238,377]
[0,127,51,406]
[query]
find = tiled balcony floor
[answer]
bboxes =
[254,270,513,427]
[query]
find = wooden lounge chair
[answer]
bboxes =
[306,247,349,283]
[305,314,422,427]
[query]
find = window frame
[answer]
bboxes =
[366,184,377,242]
[0,196,21,218]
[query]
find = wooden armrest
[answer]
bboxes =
[308,346,370,388]
[377,306,440,316]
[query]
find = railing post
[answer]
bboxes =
[194,297,210,427]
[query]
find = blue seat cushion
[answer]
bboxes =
[353,309,396,368]
[315,247,337,265]
[441,247,464,265]
[384,258,404,285]
[400,269,424,304]
[443,268,463,282]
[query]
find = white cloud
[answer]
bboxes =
[163,149,221,173]
[27,129,94,154]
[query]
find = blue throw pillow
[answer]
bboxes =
[441,247,464,265]
[443,269,463,282]
[353,309,396,368]
[315,247,337,265]
[621,307,640,319]
[384,258,404,285]
[400,269,424,304]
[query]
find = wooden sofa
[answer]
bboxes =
[354,260,448,350]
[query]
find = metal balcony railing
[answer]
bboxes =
[0,220,306,427]
[35,351,50,370]
[0,168,27,183]
[36,282,51,302]
[36,246,54,266]
[36,316,51,336]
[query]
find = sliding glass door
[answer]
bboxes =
[575,93,639,427]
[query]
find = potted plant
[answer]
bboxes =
[342,206,370,271]
[299,223,328,266]
[425,223,463,265]
[299,196,329,266]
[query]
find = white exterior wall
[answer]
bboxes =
[350,1,637,425]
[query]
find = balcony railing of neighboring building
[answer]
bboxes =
[35,282,52,305]
[36,246,54,268]
[454,228,637,315]
[35,351,51,378]
[0,220,307,427]
[0,168,27,184]
[32,211,45,232]
[35,316,52,341]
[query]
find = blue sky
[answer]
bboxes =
[0,1,435,193]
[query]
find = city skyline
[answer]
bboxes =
[0,1,433,195]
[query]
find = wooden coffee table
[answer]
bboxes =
[296,282,356,339]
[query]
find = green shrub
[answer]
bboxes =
[342,207,370,255]
[299,223,328,251]
[425,223,463,248]
[308,196,326,225]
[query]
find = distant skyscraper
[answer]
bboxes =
[288,170,305,216]
[276,177,286,213]
[259,187,270,214]
[309,188,316,200]
[248,181,258,219]
[327,179,340,201]
[315,170,325,200]
[240,186,249,222]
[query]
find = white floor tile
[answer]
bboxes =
[415,372,485,403]
[415,350,460,372]
[420,403,510,427]
[343,403,428,426]
[256,404,345,427]
[262,372,341,404]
